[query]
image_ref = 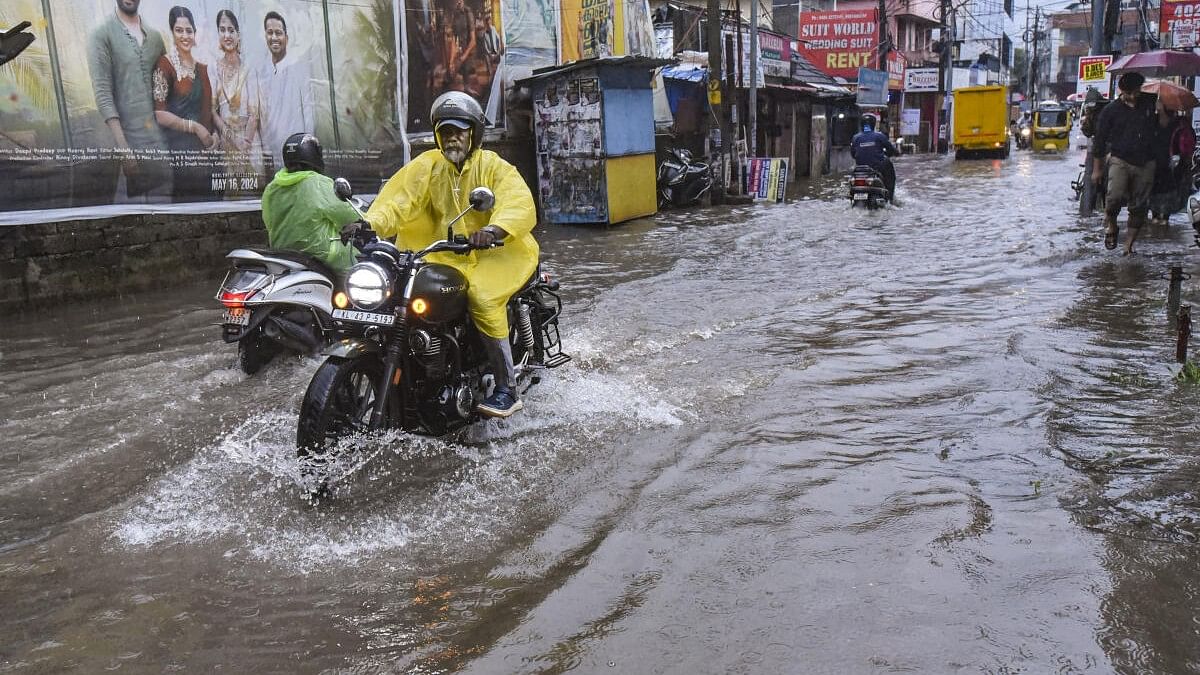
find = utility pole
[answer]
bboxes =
[1138,0,1149,51]
[1024,0,1032,101]
[938,0,953,153]
[707,0,728,203]
[750,0,759,158]
[1031,8,1040,103]
[1080,0,1107,216]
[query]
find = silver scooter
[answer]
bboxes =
[216,248,339,374]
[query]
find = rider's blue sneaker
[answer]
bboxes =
[477,386,523,418]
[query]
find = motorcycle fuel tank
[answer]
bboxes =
[410,263,468,324]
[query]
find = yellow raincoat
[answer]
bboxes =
[365,149,538,339]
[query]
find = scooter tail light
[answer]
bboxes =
[853,179,868,187]
[219,289,255,308]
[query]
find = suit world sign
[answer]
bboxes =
[797,9,878,80]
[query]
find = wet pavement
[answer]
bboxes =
[4,145,1200,673]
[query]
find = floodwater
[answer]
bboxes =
[4,146,1200,674]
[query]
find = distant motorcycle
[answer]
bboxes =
[657,147,713,209]
[216,248,339,374]
[1015,124,1031,150]
[848,165,889,209]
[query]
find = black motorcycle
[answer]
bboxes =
[295,179,570,485]
[657,147,713,209]
[848,165,889,209]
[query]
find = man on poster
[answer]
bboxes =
[259,11,315,172]
[88,0,172,200]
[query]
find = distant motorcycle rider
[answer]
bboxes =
[260,133,358,274]
[851,113,899,202]
[362,91,538,418]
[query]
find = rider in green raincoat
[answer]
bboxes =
[261,133,358,274]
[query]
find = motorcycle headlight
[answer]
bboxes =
[1021,128,1031,137]
[346,262,392,310]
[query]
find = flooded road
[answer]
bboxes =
[5,147,1200,673]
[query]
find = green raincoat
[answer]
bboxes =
[365,149,538,339]
[261,169,359,274]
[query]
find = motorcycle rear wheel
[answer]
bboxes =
[238,331,278,375]
[296,356,393,459]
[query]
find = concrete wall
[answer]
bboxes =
[0,136,537,312]
[0,212,268,312]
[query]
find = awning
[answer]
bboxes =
[766,82,853,98]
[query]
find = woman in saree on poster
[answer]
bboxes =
[211,8,263,196]
[153,4,216,201]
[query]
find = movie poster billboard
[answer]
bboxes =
[403,0,506,134]
[0,0,399,218]
[797,8,878,80]
[500,0,559,84]
[560,0,615,62]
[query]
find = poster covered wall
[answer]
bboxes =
[0,0,399,215]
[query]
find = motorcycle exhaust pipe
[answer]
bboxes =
[262,316,321,354]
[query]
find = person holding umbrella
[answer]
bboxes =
[1091,71,1171,254]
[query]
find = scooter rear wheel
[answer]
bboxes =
[238,331,278,375]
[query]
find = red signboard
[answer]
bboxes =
[1162,0,1200,47]
[797,9,879,80]
[887,51,906,90]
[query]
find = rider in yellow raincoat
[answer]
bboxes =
[364,91,538,418]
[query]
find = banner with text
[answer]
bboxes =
[855,67,888,106]
[1076,54,1112,95]
[1162,0,1200,48]
[745,157,788,202]
[797,8,878,80]
[0,0,401,217]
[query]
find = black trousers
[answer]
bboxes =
[875,159,896,201]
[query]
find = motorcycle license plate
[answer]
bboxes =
[333,308,395,325]
[221,309,250,326]
[853,193,868,201]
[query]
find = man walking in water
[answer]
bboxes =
[1091,71,1170,255]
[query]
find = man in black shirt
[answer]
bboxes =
[1092,71,1170,254]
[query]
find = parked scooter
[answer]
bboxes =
[657,147,713,209]
[848,165,889,209]
[216,249,340,374]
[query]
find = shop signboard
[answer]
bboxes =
[903,67,939,92]
[1076,55,1112,95]
[1162,0,1200,47]
[797,8,878,80]
[886,51,905,90]
[856,67,889,107]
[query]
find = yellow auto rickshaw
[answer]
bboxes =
[1031,103,1072,152]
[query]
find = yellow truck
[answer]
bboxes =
[952,85,1011,159]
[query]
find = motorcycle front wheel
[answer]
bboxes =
[296,356,394,458]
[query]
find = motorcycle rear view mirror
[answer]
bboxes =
[0,22,35,68]
[468,187,495,212]
[334,177,353,202]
